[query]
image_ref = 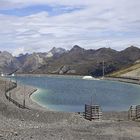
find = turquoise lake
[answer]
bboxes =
[13,75,140,112]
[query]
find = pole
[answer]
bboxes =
[102,61,105,78]
[23,85,25,107]
[5,81,6,94]
[91,96,93,105]
[15,72,17,86]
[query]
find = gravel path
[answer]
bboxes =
[0,78,140,140]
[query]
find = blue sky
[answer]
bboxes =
[0,5,53,16]
[0,4,83,16]
[0,0,140,56]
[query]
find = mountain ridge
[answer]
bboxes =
[0,45,140,77]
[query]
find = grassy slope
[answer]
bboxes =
[109,62,140,77]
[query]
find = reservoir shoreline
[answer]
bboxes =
[1,76,140,139]
[14,74,140,112]
[17,73,140,85]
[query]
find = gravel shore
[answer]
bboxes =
[0,78,140,140]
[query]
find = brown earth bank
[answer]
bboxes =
[0,78,140,140]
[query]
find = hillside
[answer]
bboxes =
[33,45,140,76]
[33,45,119,76]
[0,45,140,76]
[0,51,20,73]
[109,60,140,78]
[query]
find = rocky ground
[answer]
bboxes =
[0,78,140,140]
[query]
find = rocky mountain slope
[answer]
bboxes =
[0,51,19,74]
[0,45,140,76]
[32,45,140,76]
[46,47,66,58]
[109,60,140,78]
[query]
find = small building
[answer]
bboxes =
[84,104,102,121]
[128,105,140,120]
[128,105,136,120]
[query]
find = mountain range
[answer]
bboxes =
[0,45,140,77]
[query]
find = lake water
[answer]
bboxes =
[13,75,140,112]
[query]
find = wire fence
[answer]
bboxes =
[4,82,28,109]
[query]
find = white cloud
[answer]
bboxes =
[0,0,140,55]
[12,47,25,56]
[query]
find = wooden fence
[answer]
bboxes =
[136,105,140,119]
[5,82,28,109]
[128,105,136,120]
[128,105,140,120]
[84,104,102,121]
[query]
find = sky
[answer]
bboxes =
[0,0,140,56]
